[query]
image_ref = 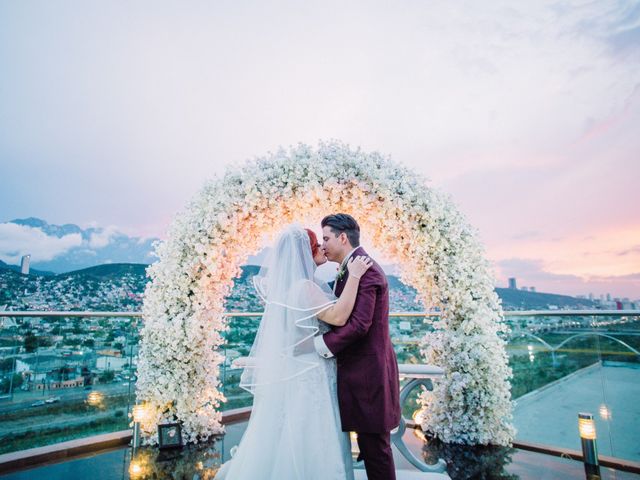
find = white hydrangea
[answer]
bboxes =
[137,140,515,446]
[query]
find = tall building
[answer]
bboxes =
[508,277,517,289]
[20,255,30,275]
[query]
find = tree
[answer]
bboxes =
[23,332,38,353]
[0,357,15,373]
[98,370,115,383]
[72,319,83,334]
[0,374,23,394]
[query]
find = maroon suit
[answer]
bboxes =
[323,247,400,480]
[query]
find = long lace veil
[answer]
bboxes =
[239,224,337,394]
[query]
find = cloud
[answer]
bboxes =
[617,245,640,256]
[0,223,82,264]
[88,226,118,249]
[494,257,640,299]
[512,230,540,240]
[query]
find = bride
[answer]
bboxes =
[216,224,372,480]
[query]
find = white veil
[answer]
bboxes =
[218,224,354,480]
[239,224,337,394]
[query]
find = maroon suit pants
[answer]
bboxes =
[356,431,396,480]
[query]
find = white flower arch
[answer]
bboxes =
[137,142,515,446]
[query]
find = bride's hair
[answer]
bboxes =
[305,229,320,257]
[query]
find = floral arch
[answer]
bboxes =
[137,142,515,446]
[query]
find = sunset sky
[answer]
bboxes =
[1,1,638,298]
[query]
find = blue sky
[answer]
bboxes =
[1,1,639,297]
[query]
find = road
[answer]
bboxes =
[0,382,134,414]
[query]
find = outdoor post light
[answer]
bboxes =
[131,404,147,449]
[578,412,600,478]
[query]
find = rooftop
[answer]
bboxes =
[0,310,639,479]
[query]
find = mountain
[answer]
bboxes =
[0,259,55,276]
[495,287,595,310]
[0,217,159,273]
[0,261,606,313]
[57,263,149,280]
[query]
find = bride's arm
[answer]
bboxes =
[317,256,372,327]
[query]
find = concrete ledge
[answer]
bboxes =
[405,424,640,475]
[0,430,131,474]
[0,406,252,475]
[513,440,640,474]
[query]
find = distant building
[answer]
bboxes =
[399,321,412,332]
[0,318,17,328]
[521,286,528,291]
[16,355,66,382]
[20,255,30,275]
[37,376,84,390]
[96,348,122,357]
[0,306,17,328]
[606,293,611,302]
[508,278,517,289]
[96,355,129,371]
[530,287,536,293]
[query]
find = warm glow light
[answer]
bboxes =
[129,461,143,478]
[599,404,611,421]
[413,427,427,442]
[578,413,597,440]
[132,404,150,423]
[412,408,426,425]
[87,391,104,406]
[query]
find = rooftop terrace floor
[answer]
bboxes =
[514,362,640,462]
[1,420,638,480]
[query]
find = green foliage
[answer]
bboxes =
[0,357,16,373]
[0,374,23,393]
[98,370,115,383]
[23,332,38,353]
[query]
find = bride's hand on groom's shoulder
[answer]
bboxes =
[347,256,373,280]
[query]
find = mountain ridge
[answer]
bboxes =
[0,261,597,311]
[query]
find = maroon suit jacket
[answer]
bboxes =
[323,247,401,433]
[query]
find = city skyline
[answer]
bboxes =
[0,216,638,300]
[1,1,638,298]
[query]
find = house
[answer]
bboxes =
[96,355,128,371]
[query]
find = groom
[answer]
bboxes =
[314,213,401,480]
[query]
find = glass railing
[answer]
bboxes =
[1,309,639,467]
[0,311,140,455]
[504,311,640,464]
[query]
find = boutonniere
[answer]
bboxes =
[335,266,346,282]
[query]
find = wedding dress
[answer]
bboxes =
[216,225,355,480]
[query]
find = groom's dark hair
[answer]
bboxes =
[321,213,360,248]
